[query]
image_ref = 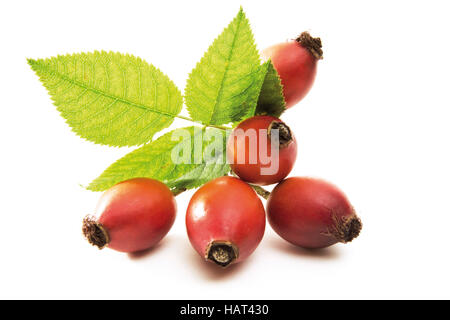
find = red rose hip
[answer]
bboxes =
[262,32,323,108]
[267,177,362,249]
[186,176,266,267]
[227,115,297,186]
[82,178,176,253]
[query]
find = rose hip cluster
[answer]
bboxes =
[83,32,362,267]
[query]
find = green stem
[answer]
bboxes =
[230,172,271,200]
[176,114,231,131]
[171,187,187,196]
[249,184,271,200]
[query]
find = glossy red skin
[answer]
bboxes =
[227,115,297,186]
[262,41,318,108]
[96,178,176,253]
[186,176,266,264]
[267,177,354,249]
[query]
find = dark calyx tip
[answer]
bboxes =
[269,121,293,149]
[331,214,362,243]
[82,215,110,249]
[296,31,323,60]
[205,241,239,268]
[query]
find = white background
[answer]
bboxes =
[1,0,449,299]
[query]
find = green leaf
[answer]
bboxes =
[28,51,183,147]
[185,8,261,126]
[87,126,230,191]
[235,61,276,122]
[255,60,286,118]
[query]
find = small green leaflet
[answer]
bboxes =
[230,61,286,124]
[255,60,286,118]
[185,8,261,126]
[87,126,230,192]
[235,61,272,121]
[28,52,182,147]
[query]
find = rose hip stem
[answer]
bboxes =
[230,172,271,200]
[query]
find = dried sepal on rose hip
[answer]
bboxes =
[267,177,362,249]
[227,115,297,186]
[82,178,176,253]
[186,176,266,267]
[262,32,323,108]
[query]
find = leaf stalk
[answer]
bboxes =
[176,114,231,130]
